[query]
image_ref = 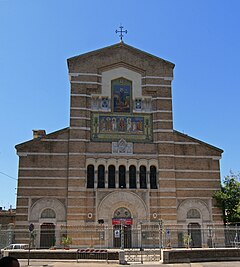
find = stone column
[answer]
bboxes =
[94,169,98,188]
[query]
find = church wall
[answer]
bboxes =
[14,43,224,248]
[15,129,69,244]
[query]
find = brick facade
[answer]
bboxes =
[15,42,224,248]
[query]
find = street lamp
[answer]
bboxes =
[158,219,163,260]
[98,219,104,249]
[120,221,124,250]
[139,221,143,264]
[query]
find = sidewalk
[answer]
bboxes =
[19,259,240,267]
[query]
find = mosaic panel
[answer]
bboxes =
[91,113,152,142]
[112,78,131,113]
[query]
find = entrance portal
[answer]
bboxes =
[188,223,202,248]
[113,225,132,248]
[112,207,132,248]
[40,223,55,248]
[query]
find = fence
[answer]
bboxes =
[1,224,240,250]
[0,228,14,249]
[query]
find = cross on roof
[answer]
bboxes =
[115,25,127,42]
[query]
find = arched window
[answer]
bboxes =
[87,165,94,188]
[140,165,147,189]
[114,207,131,218]
[108,165,115,188]
[150,166,157,189]
[119,165,126,188]
[98,165,105,188]
[129,165,136,189]
[41,208,56,218]
[187,209,201,219]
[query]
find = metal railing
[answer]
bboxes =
[1,224,240,250]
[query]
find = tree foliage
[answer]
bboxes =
[214,172,240,224]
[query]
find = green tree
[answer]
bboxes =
[214,172,240,224]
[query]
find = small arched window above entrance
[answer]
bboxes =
[129,165,136,189]
[87,164,94,188]
[187,209,201,219]
[98,165,105,188]
[150,165,157,189]
[140,165,147,189]
[119,165,126,188]
[41,208,56,219]
[108,165,115,188]
[114,207,131,218]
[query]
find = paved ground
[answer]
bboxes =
[18,259,240,267]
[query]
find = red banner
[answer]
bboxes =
[112,218,133,225]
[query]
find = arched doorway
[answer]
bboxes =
[188,223,202,248]
[40,223,55,248]
[113,207,132,248]
[40,208,56,248]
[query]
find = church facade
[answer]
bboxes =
[15,42,224,248]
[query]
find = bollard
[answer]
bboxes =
[119,250,127,265]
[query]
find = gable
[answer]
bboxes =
[67,42,174,77]
[15,127,69,152]
[174,130,223,156]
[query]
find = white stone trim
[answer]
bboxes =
[142,76,173,81]
[150,196,176,199]
[69,139,89,142]
[18,152,68,156]
[142,84,171,88]
[153,119,173,122]
[68,177,85,179]
[150,206,176,209]
[18,177,67,180]
[18,186,66,189]
[158,169,175,171]
[70,116,91,120]
[71,81,102,85]
[174,155,221,159]
[66,205,91,208]
[71,107,91,111]
[158,168,220,173]
[176,169,220,173]
[17,152,28,157]
[152,97,172,100]
[174,142,199,145]
[67,195,95,199]
[159,178,176,180]
[154,141,202,145]
[67,213,88,216]
[153,129,173,133]
[177,188,218,190]
[159,188,176,192]
[70,127,91,130]
[160,215,177,217]
[151,110,172,113]
[19,167,67,170]
[69,72,102,77]
[71,94,92,97]
[68,188,88,192]
[18,195,67,198]
[154,141,174,144]
[176,178,220,181]
[69,152,159,157]
[69,167,85,170]
[177,197,215,199]
[42,139,68,142]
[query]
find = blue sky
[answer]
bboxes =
[0,0,239,208]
